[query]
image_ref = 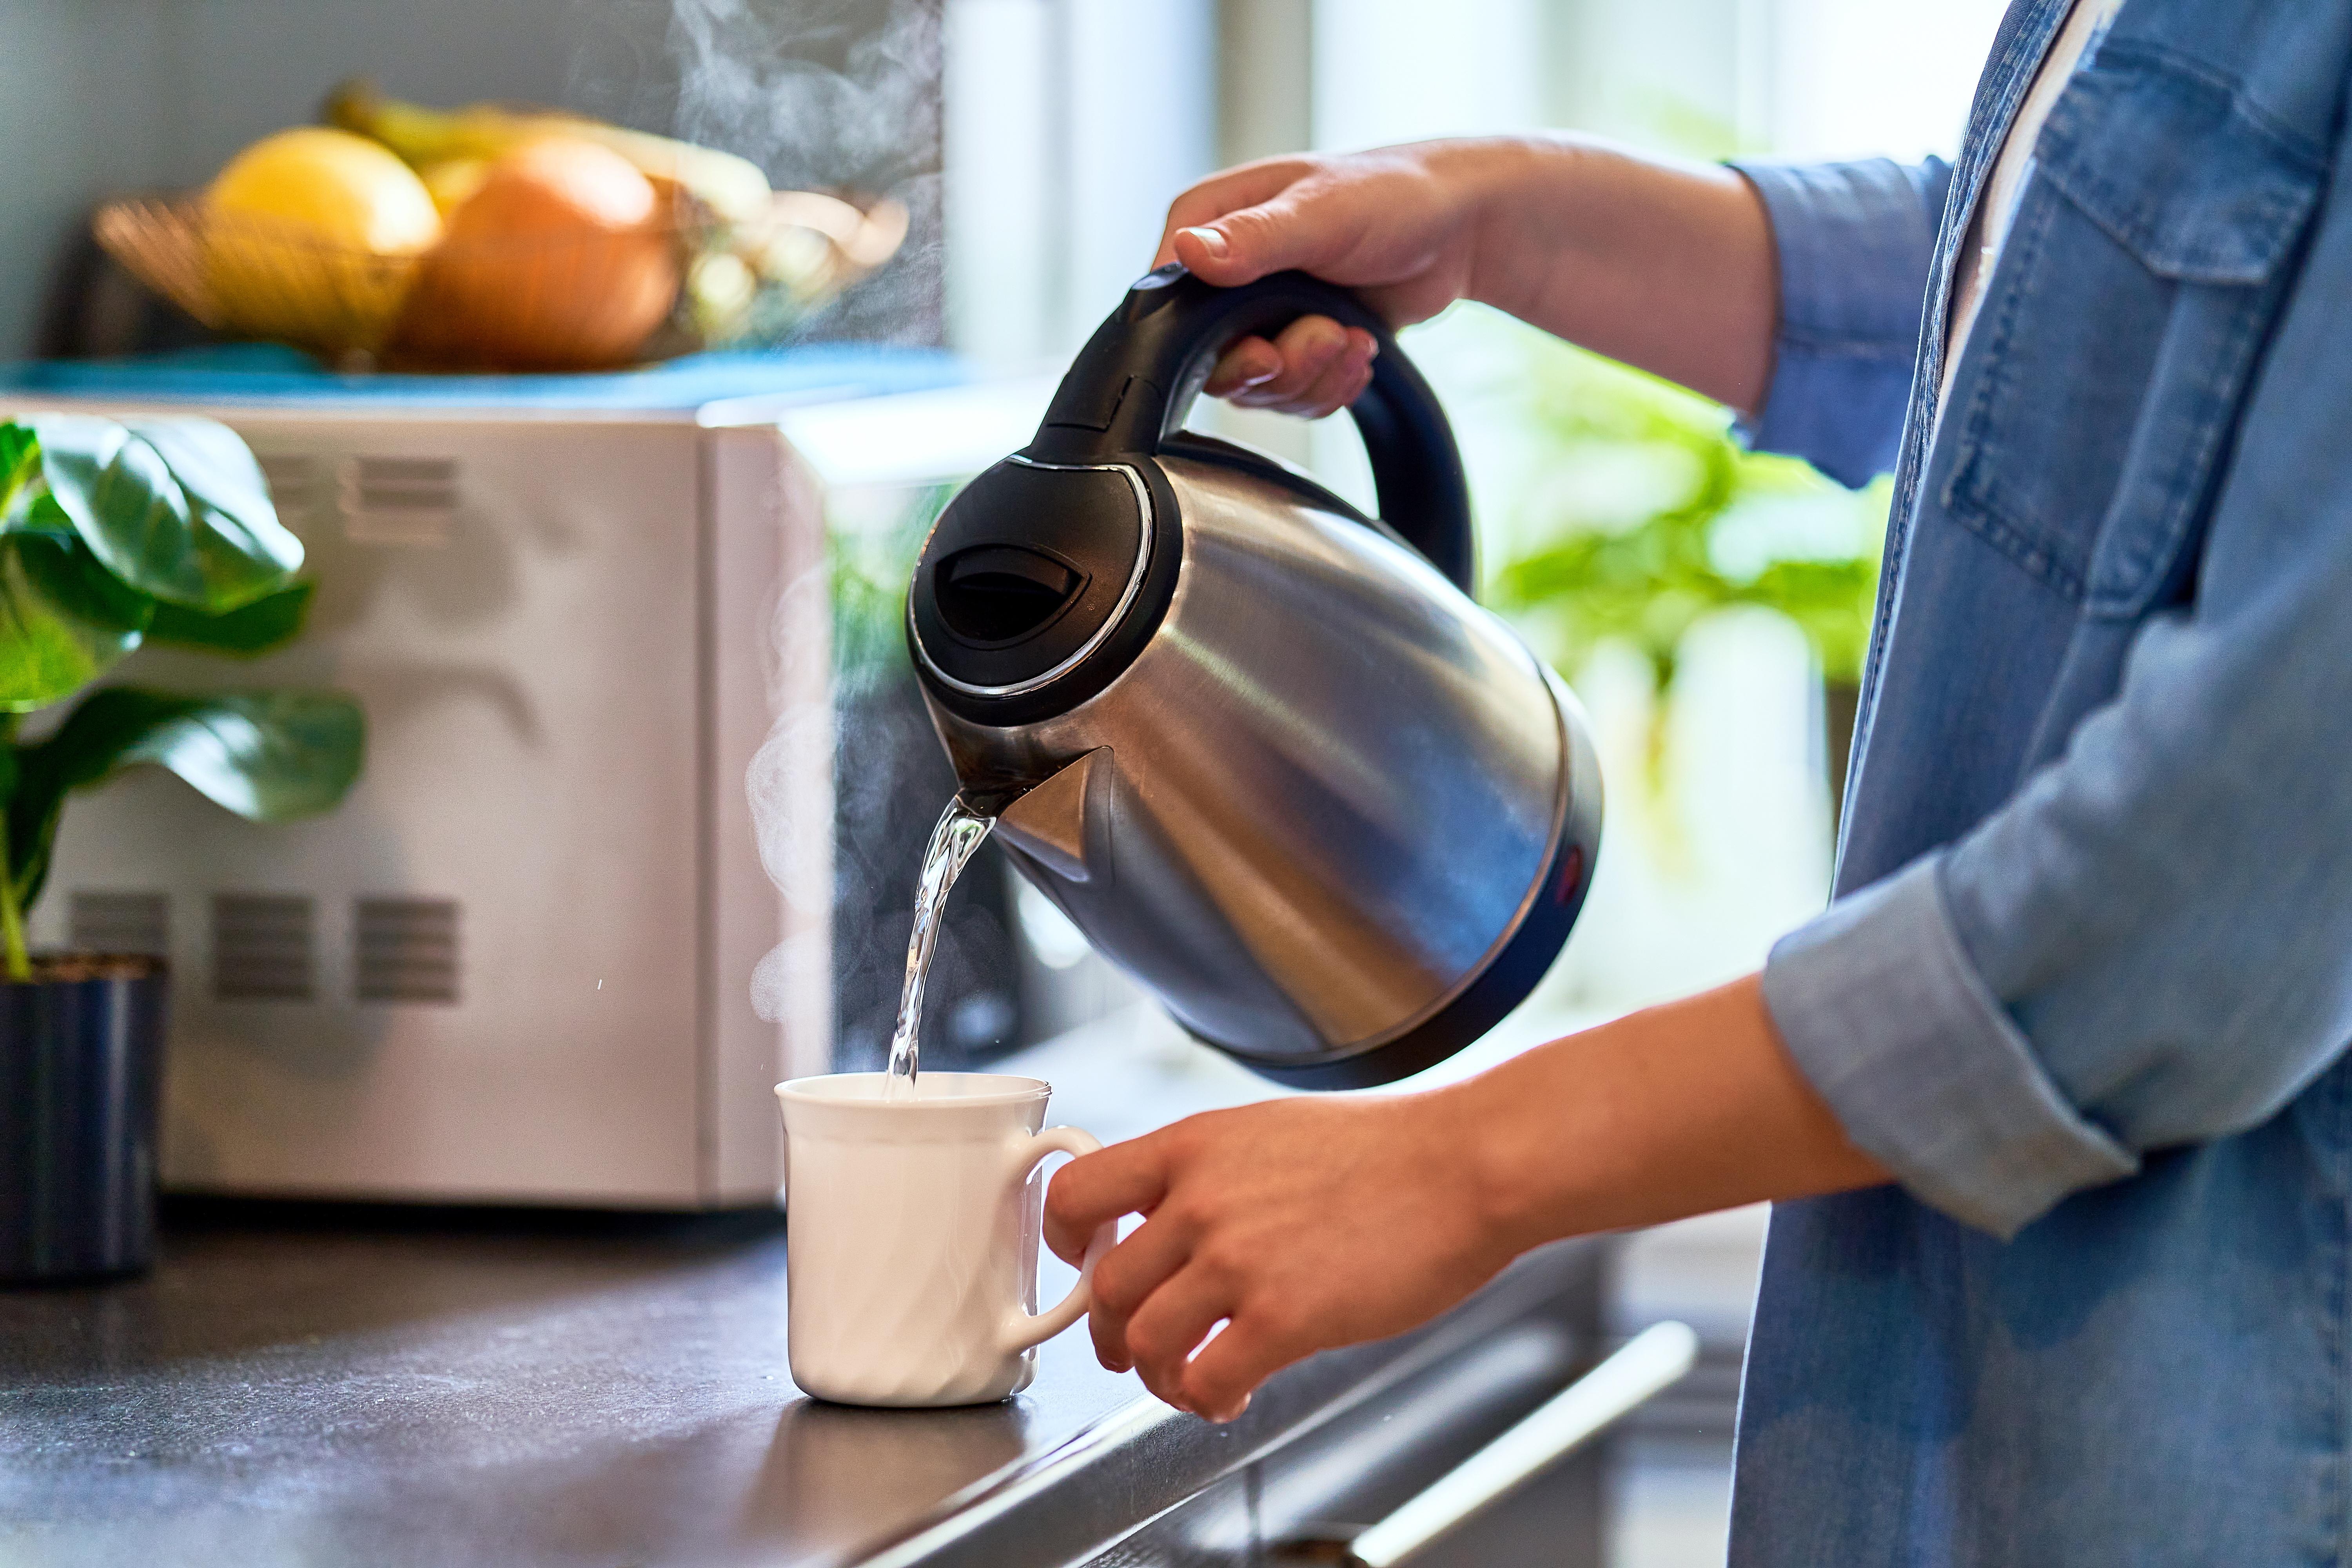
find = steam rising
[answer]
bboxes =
[748,557,834,1027]
[748,481,997,1053]
[663,0,944,343]
[666,0,939,189]
[632,0,971,1039]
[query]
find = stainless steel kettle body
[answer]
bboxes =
[907,266,1601,1087]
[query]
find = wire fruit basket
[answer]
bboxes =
[93,190,907,373]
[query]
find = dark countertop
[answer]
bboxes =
[0,1008,1607,1567]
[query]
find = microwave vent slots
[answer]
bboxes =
[339,456,458,547]
[212,894,315,1002]
[254,455,319,528]
[355,897,460,1005]
[69,891,169,956]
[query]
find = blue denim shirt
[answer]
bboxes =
[1728,0,2352,1559]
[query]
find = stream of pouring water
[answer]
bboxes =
[884,796,997,1101]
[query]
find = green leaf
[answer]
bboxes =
[7,687,365,911]
[22,528,159,629]
[147,578,314,656]
[0,535,153,711]
[25,413,304,613]
[20,493,79,538]
[0,423,36,525]
[69,688,364,818]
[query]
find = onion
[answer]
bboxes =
[397,138,682,370]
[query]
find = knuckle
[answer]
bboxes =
[1242,1294,1307,1346]
[1196,1240,1255,1285]
[1126,1315,1181,1367]
[1158,1192,1214,1234]
[1221,203,1281,240]
[1277,314,1340,353]
[1091,1265,1142,1316]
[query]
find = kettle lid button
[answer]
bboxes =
[907,456,1161,708]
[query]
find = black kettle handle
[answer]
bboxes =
[1027,265,1476,593]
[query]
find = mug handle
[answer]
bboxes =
[1003,1125,1114,1354]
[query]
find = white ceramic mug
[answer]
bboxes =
[775,1072,1112,1407]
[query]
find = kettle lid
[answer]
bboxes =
[907,454,1178,722]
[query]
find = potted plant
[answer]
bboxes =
[0,413,362,1282]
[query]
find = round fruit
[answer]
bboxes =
[417,158,492,220]
[203,127,442,349]
[397,137,681,370]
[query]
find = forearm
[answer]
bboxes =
[1444,973,1887,1252]
[1045,972,1887,1419]
[1458,136,1779,412]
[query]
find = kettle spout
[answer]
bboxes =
[991,748,1111,885]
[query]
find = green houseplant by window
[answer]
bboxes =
[1491,343,1889,818]
[0,413,363,1281]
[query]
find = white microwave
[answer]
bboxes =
[0,359,1060,1208]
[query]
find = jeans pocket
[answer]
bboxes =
[1936,42,2325,617]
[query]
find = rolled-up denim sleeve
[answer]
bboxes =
[1728,157,1950,488]
[1763,144,2352,1240]
[1764,856,2138,1235]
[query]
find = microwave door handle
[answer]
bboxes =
[1340,1320,1700,1568]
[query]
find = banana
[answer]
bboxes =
[325,79,773,226]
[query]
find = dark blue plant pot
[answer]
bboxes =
[0,957,167,1283]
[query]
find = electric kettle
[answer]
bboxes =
[907,266,1602,1087]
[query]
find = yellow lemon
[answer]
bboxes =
[204,127,442,352]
